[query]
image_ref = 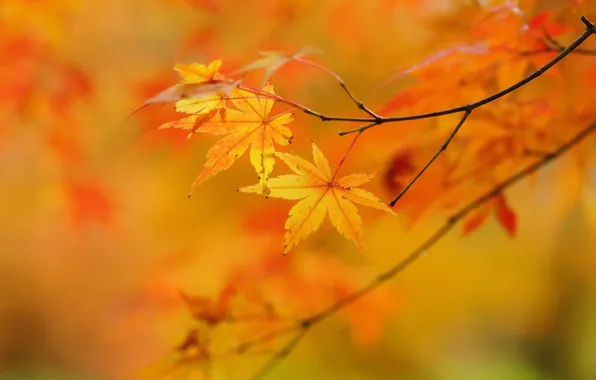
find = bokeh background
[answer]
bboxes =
[1,0,595,379]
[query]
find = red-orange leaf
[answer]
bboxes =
[496,196,517,236]
[461,204,491,236]
[460,195,517,236]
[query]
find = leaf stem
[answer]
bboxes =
[331,130,364,182]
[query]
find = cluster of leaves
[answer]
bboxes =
[134,56,397,254]
[138,245,394,379]
[377,2,596,233]
[132,0,596,379]
[137,2,596,251]
[1,0,117,230]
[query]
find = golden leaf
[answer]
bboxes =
[240,142,396,253]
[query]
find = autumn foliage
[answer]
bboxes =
[2,0,596,380]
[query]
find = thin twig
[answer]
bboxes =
[339,19,595,135]
[234,325,299,355]
[247,330,309,380]
[524,44,596,56]
[541,31,567,50]
[228,20,594,127]
[540,24,596,55]
[388,110,471,207]
[294,58,382,119]
[339,82,382,119]
[521,46,596,56]
[244,119,596,379]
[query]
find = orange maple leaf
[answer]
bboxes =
[158,107,224,140]
[174,60,223,84]
[129,60,237,122]
[185,84,294,196]
[462,194,517,237]
[240,142,396,253]
[179,289,235,326]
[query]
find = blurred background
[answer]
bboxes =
[0,0,595,379]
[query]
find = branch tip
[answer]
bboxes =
[580,15,595,31]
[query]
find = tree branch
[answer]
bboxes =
[388,110,470,207]
[293,57,382,119]
[339,17,595,135]
[247,329,308,380]
[241,18,595,139]
[539,22,596,56]
[383,17,595,207]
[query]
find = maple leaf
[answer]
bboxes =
[462,194,517,237]
[240,142,396,253]
[231,46,321,87]
[155,62,240,139]
[158,101,225,140]
[186,84,294,196]
[135,80,237,114]
[179,288,235,326]
[128,60,238,122]
[174,60,223,84]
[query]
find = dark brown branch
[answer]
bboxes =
[297,17,596,131]
[292,57,382,119]
[546,46,596,55]
[243,119,596,380]
[540,23,596,55]
[388,110,470,207]
[338,82,382,120]
[339,18,595,135]
[521,44,596,56]
[303,25,594,126]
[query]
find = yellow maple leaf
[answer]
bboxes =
[174,60,223,84]
[158,108,223,140]
[159,91,229,140]
[156,60,235,139]
[129,65,238,122]
[174,92,227,115]
[187,84,294,196]
[239,142,396,253]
